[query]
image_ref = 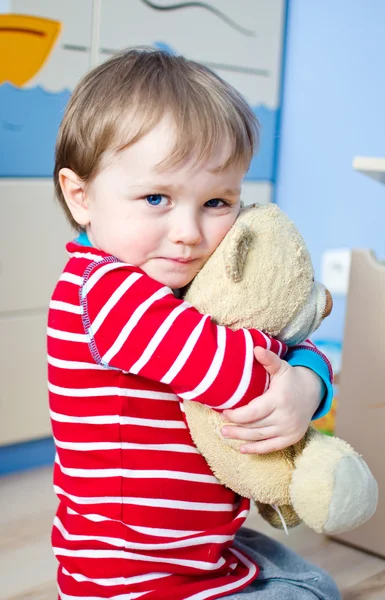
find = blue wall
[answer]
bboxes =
[276,0,385,342]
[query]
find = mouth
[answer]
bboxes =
[162,257,197,264]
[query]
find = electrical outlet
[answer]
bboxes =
[321,249,352,296]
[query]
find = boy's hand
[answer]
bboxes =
[221,347,322,454]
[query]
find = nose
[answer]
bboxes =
[323,288,333,318]
[168,213,202,246]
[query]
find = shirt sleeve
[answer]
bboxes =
[285,340,334,420]
[81,261,287,410]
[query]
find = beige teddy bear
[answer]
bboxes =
[183,203,378,535]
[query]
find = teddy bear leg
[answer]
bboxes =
[256,502,302,532]
[289,428,378,534]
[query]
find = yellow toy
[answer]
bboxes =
[183,204,377,535]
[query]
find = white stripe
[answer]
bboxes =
[48,355,104,370]
[259,331,271,350]
[54,486,233,511]
[54,517,232,551]
[48,382,178,401]
[184,547,257,600]
[119,388,178,400]
[50,410,118,424]
[129,524,203,538]
[102,287,172,364]
[276,339,283,357]
[68,251,104,262]
[91,272,143,334]
[216,329,253,410]
[259,330,272,350]
[119,416,186,428]
[83,261,127,294]
[54,438,198,453]
[131,301,191,374]
[234,509,250,521]
[47,327,87,343]
[55,459,217,483]
[62,567,171,587]
[54,546,226,571]
[179,326,226,400]
[59,272,83,286]
[49,300,82,314]
[50,411,185,428]
[58,583,147,600]
[161,315,209,384]
[48,382,119,398]
[67,508,204,537]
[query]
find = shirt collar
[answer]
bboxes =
[75,231,93,247]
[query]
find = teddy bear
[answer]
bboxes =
[182,203,378,535]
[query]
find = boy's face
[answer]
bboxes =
[64,117,246,289]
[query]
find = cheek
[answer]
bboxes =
[206,215,237,249]
[88,194,113,225]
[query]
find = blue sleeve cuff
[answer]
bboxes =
[285,347,334,420]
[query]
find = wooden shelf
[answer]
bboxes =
[353,156,385,184]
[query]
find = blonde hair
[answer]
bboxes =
[54,48,259,230]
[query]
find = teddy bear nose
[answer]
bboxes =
[323,289,333,318]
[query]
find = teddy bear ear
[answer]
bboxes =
[225,223,254,282]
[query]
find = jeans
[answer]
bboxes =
[224,527,341,599]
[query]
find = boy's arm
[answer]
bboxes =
[286,340,334,420]
[221,344,334,454]
[81,262,286,410]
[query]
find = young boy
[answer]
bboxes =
[49,49,340,599]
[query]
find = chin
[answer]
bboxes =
[163,275,194,289]
[148,270,194,290]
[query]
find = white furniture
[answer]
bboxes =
[352,156,385,184]
[333,156,385,557]
[0,180,71,445]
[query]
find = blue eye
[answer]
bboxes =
[205,198,225,208]
[146,194,166,206]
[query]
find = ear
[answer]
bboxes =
[59,168,90,227]
[225,223,254,282]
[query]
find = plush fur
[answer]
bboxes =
[183,204,378,534]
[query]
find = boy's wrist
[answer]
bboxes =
[292,366,323,413]
[286,346,333,420]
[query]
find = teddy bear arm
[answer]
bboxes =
[184,400,296,506]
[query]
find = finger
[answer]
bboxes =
[254,347,284,376]
[221,410,277,433]
[239,436,292,455]
[223,399,274,425]
[227,415,277,432]
[221,425,277,442]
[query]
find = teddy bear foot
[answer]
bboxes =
[256,501,302,531]
[322,454,378,534]
[289,429,378,534]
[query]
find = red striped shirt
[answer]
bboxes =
[48,242,288,599]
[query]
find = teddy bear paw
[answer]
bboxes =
[320,454,378,534]
[290,431,378,534]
